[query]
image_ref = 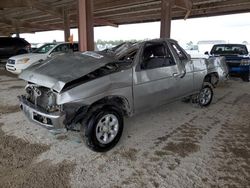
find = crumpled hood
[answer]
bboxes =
[19,52,115,92]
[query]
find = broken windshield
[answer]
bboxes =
[103,42,140,62]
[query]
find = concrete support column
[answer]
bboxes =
[16,32,20,38]
[160,0,174,38]
[15,21,20,38]
[64,10,70,42]
[78,0,94,51]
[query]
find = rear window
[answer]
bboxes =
[211,45,248,55]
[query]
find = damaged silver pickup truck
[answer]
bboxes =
[18,39,228,152]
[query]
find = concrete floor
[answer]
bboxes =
[0,69,249,188]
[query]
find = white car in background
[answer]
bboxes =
[6,42,78,74]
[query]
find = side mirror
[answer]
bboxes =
[204,51,209,55]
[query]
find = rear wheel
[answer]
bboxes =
[81,106,123,152]
[198,82,213,107]
[241,74,250,82]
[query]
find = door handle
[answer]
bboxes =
[173,71,186,78]
[173,73,181,77]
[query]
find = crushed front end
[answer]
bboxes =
[19,84,66,130]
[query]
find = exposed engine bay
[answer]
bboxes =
[25,84,60,113]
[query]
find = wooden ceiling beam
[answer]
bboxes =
[31,1,64,19]
[32,1,118,27]
[191,1,250,16]
[0,0,118,28]
[94,0,160,14]
[68,15,118,27]
[1,0,250,34]
[0,0,30,8]
[193,0,250,9]
[175,0,193,10]
[93,18,118,27]
[94,0,157,11]
[0,0,119,28]
[0,17,56,30]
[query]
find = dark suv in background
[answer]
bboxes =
[0,37,31,62]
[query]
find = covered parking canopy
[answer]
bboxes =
[0,0,250,51]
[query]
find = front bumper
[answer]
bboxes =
[229,65,250,81]
[6,64,22,74]
[18,95,66,130]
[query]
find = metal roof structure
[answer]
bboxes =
[0,0,250,36]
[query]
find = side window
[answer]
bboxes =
[170,43,187,61]
[52,44,69,53]
[141,43,175,70]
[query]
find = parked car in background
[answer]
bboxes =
[6,42,79,74]
[0,37,31,62]
[206,44,250,82]
[18,39,225,152]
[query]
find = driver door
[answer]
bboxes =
[133,41,180,113]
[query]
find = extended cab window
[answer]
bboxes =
[170,42,188,61]
[141,43,175,70]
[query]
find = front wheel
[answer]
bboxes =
[198,82,213,107]
[82,106,123,152]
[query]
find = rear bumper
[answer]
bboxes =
[18,95,66,130]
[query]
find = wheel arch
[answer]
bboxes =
[204,72,219,87]
[87,95,132,117]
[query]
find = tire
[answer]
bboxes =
[181,96,191,103]
[198,82,213,107]
[241,75,249,82]
[81,106,123,152]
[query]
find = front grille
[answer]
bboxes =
[26,85,58,112]
[7,59,15,65]
[227,61,241,67]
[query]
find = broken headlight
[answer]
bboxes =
[46,90,61,112]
